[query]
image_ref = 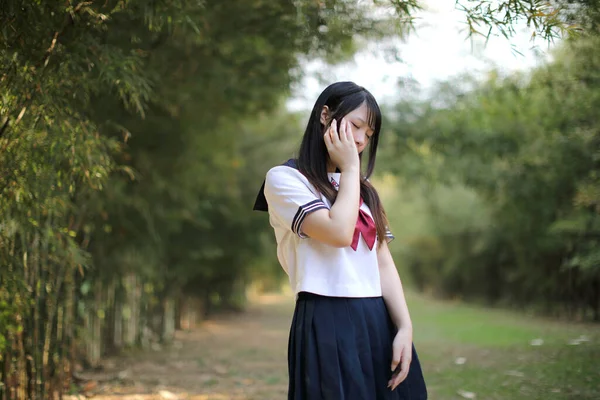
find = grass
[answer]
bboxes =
[407,292,600,399]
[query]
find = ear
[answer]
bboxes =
[319,106,330,125]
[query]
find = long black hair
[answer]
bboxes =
[297,81,389,245]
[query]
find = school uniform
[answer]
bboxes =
[254,159,427,400]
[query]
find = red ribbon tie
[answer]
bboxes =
[351,198,376,251]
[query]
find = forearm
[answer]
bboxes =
[302,117,362,246]
[328,167,360,240]
[379,246,412,331]
[301,166,361,247]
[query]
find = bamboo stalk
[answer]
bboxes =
[44,267,64,399]
[66,268,75,397]
[33,230,42,399]
[16,308,26,400]
[162,297,175,343]
[56,305,64,400]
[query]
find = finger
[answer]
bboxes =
[344,120,353,142]
[339,118,346,141]
[401,344,412,373]
[396,363,410,388]
[388,344,404,389]
[389,369,406,390]
[390,347,401,373]
[388,369,404,390]
[391,371,406,391]
[392,357,411,390]
[324,126,333,150]
[330,119,339,143]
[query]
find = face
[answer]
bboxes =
[344,102,375,154]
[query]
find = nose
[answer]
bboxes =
[355,131,366,147]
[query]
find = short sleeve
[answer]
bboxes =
[264,166,328,238]
[385,227,395,244]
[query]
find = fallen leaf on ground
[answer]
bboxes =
[457,389,476,399]
[568,335,590,345]
[214,365,228,375]
[152,343,162,351]
[117,369,130,380]
[82,380,98,393]
[198,373,215,382]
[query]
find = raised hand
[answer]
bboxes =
[323,118,359,172]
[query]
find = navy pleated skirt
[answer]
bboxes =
[288,292,427,400]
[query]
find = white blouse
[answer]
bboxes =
[263,165,393,298]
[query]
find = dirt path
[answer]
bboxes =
[89,294,296,400]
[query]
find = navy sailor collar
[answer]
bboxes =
[253,158,298,212]
[253,159,341,212]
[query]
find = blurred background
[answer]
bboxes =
[1,0,599,399]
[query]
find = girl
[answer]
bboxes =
[254,82,427,399]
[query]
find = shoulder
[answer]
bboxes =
[266,165,311,189]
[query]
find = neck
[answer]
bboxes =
[326,160,337,173]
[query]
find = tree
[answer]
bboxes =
[382,35,600,318]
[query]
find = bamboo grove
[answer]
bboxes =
[0,0,588,399]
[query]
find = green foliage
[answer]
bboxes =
[561,0,600,35]
[456,0,584,42]
[381,35,600,319]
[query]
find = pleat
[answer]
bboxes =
[313,297,344,399]
[302,300,319,397]
[287,302,297,399]
[287,294,427,400]
[332,298,369,399]
[288,299,300,399]
[352,299,377,395]
[359,298,388,397]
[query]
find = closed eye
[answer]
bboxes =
[351,121,373,140]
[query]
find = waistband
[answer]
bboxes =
[297,291,382,301]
